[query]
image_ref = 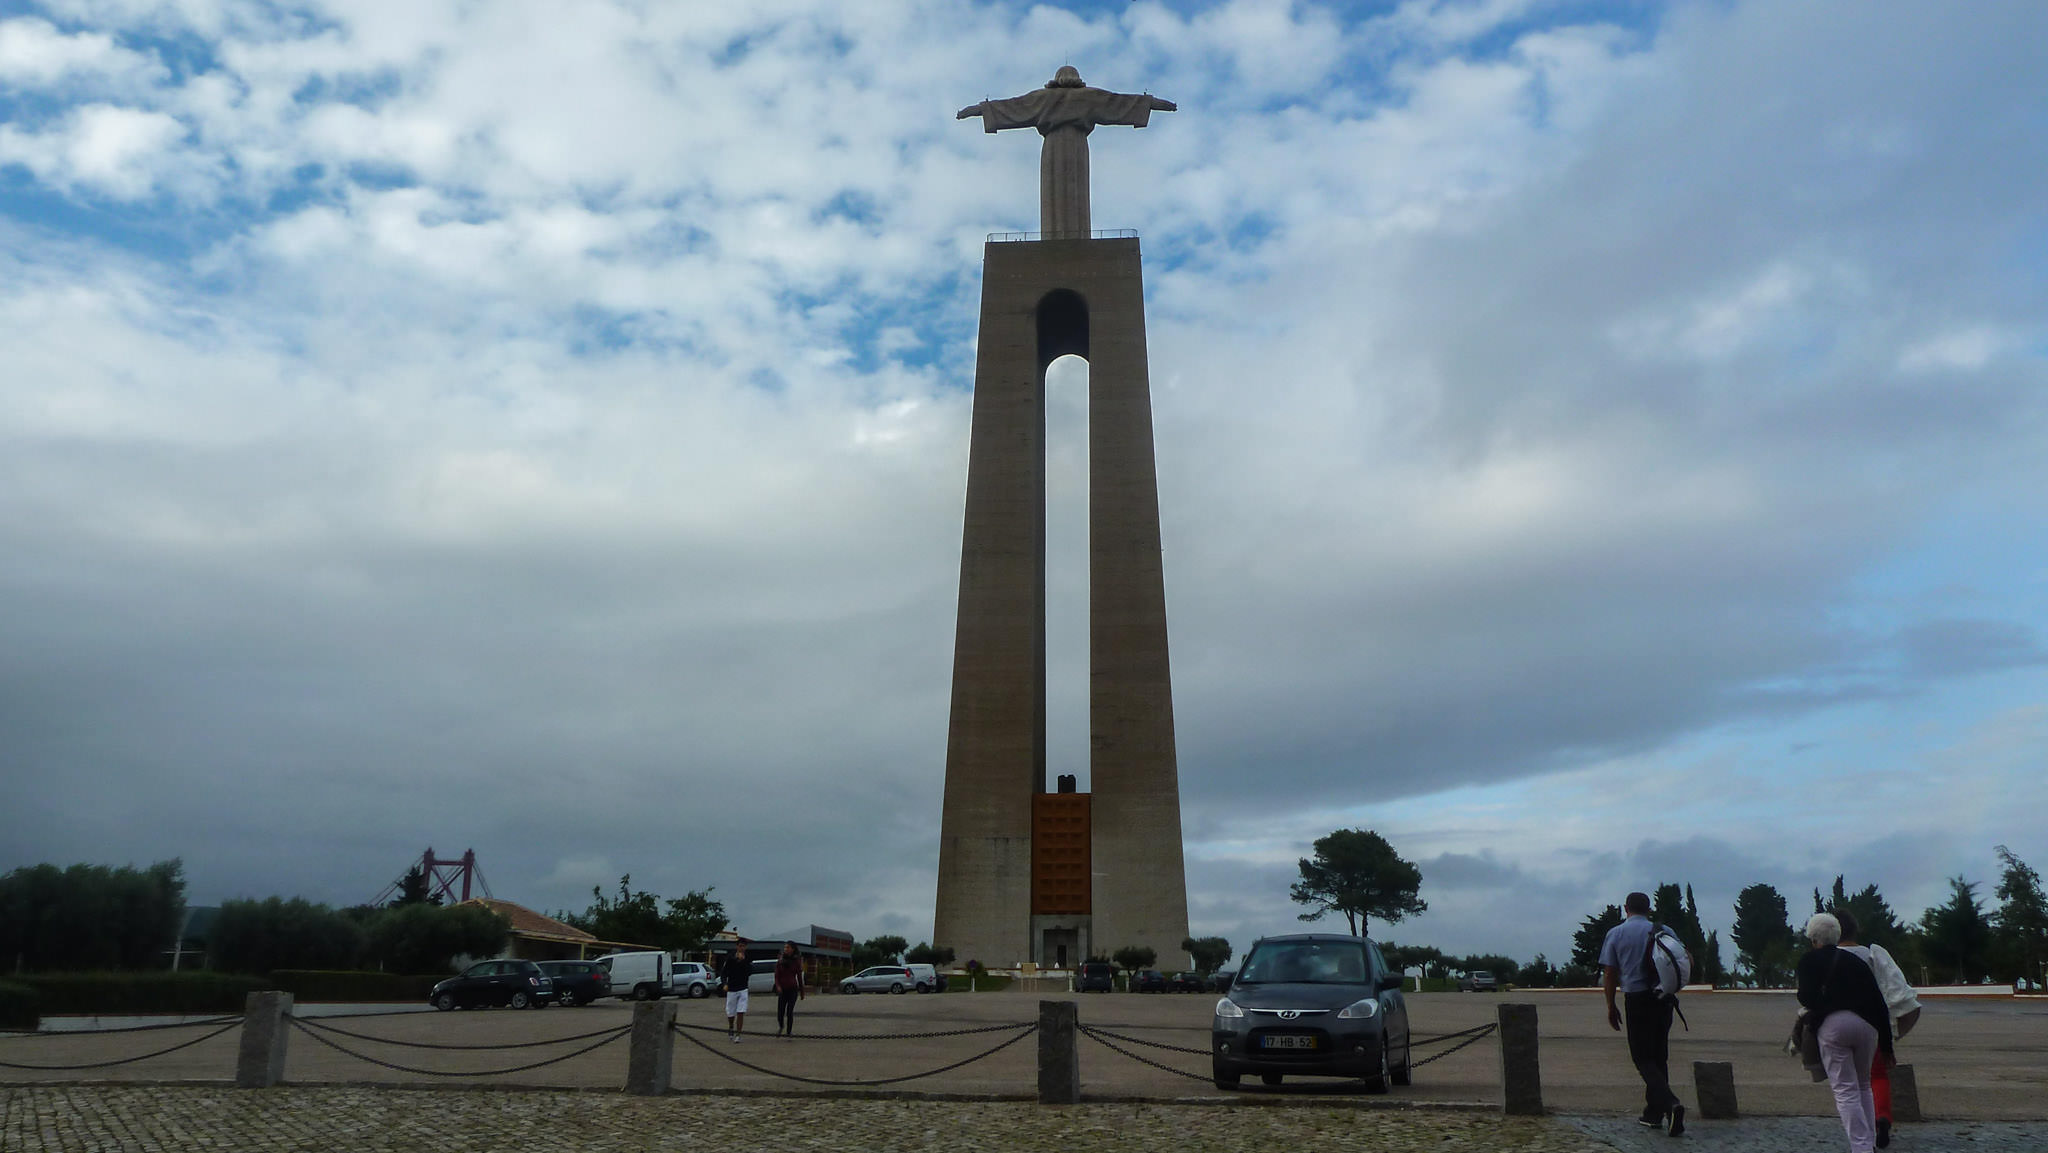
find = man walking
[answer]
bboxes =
[722,939,753,1042]
[1602,892,1685,1136]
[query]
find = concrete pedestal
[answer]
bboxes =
[235,991,292,1089]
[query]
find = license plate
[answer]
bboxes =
[1262,1034,1318,1050]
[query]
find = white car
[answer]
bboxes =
[672,961,716,999]
[840,965,915,994]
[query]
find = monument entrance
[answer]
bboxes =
[934,68,1190,972]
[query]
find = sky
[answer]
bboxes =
[2,0,2044,972]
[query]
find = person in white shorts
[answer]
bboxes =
[721,940,753,1041]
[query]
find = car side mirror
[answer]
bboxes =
[1377,975,1402,992]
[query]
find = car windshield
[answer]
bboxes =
[1235,941,1372,985]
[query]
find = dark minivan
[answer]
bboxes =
[1077,962,1116,992]
[1210,934,1411,1091]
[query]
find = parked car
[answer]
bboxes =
[840,965,915,994]
[1134,969,1168,993]
[1210,970,1237,992]
[672,961,716,999]
[535,960,608,1006]
[1169,971,1207,992]
[429,959,555,1011]
[595,951,671,1001]
[1076,962,1116,992]
[1459,970,1499,993]
[1211,933,1411,1093]
[906,963,945,993]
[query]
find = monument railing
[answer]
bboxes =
[987,229,1139,243]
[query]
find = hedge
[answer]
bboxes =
[0,980,40,1029]
[15,972,268,1015]
[268,970,442,1003]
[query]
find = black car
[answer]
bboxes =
[536,960,609,1006]
[1076,962,1116,992]
[1134,969,1168,993]
[1211,934,1411,1092]
[1169,971,1207,992]
[1210,969,1236,992]
[430,959,556,1010]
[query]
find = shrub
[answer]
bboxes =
[268,970,441,1003]
[0,980,41,1029]
[17,972,268,1015]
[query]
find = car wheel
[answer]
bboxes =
[1261,1073,1283,1086]
[1391,1030,1413,1087]
[889,982,905,994]
[916,982,930,993]
[1363,1034,1391,1094]
[510,991,532,1010]
[841,983,856,995]
[633,984,654,1001]
[1213,1069,1240,1090]
[433,992,456,1011]
[691,983,707,999]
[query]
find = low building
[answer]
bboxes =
[455,898,655,961]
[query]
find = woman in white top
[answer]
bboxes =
[1836,909,1920,1150]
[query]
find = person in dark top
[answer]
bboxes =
[773,941,806,1037]
[1797,913,1893,1153]
[721,940,752,1042]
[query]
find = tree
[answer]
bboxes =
[663,889,729,959]
[1378,942,1443,978]
[1731,883,1798,987]
[1820,875,1909,954]
[906,942,956,966]
[1700,930,1725,987]
[0,860,186,972]
[1519,954,1558,988]
[389,865,438,907]
[211,897,363,974]
[1992,846,2048,988]
[1288,829,1426,936]
[851,935,909,970]
[1570,906,1623,971]
[1112,945,1158,973]
[1181,936,1232,974]
[1920,876,1992,984]
[1653,883,1707,975]
[360,903,509,973]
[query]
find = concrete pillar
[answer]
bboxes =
[234,991,292,1088]
[1497,1002,1543,1116]
[1693,1060,1738,1119]
[625,1000,677,1096]
[1038,1000,1080,1104]
[1889,1063,1921,1122]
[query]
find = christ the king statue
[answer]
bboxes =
[958,66,1176,237]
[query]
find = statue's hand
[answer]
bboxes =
[1149,97,1177,112]
[956,104,983,119]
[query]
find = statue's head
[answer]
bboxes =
[1047,65,1084,89]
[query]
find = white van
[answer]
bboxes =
[596,951,670,1001]
[906,964,944,993]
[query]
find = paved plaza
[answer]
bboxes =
[3,991,2043,1150]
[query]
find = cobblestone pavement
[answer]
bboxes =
[1,1086,1607,1152]
[1562,1114,2048,1151]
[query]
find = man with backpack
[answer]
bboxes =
[1601,891,1689,1136]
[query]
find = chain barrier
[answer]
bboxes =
[1073,1024,1208,1056]
[671,1020,1037,1086]
[1408,1022,1496,1068]
[0,1014,243,1038]
[672,1019,1033,1042]
[0,1020,242,1071]
[294,1015,630,1051]
[285,1017,630,1077]
[1076,1023,1213,1083]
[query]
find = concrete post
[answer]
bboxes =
[234,991,292,1088]
[1692,1060,1738,1119]
[1038,1000,1080,1104]
[1889,1063,1922,1122]
[625,1000,677,1096]
[1497,1002,1543,1116]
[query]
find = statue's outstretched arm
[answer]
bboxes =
[956,104,984,120]
[1149,96,1177,112]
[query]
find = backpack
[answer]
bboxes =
[1640,924,1693,1028]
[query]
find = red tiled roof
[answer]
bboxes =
[458,898,597,943]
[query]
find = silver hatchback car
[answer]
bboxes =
[839,965,915,994]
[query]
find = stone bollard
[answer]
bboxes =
[1889,1063,1922,1123]
[1038,1000,1080,1105]
[625,1000,678,1096]
[235,991,293,1088]
[1693,1060,1738,1118]
[1498,1002,1543,1115]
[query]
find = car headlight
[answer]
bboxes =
[1336,998,1380,1019]
[1214,997,1244,1019]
